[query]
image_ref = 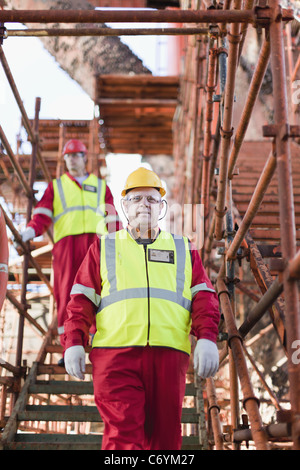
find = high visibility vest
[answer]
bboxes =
[52,174,107,243]
[93,229,193,354]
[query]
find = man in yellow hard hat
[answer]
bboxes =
[63,167,220,450]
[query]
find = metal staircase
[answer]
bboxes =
[1,345,206,451]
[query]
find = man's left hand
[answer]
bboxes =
[193,338,219,378]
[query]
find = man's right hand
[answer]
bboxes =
[21,227,36,243]
[13,227,36,254]
[64,345,86,380]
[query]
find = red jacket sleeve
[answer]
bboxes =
[27,182,54,236]
[64,239,101,350]
[190,244,220,343]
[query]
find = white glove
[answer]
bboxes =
[194,338,219,378]
[64,345,86,380]
[21,227,35,243]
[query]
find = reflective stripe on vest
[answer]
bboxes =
[93,229,193,354]
[52,174,107,243]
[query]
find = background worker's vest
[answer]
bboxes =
[93,229,193,354]
[52,174,107,243]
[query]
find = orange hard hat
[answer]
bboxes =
[62,139,87,156]
[121,167,166,197]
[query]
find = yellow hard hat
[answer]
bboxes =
[121,167,166,197]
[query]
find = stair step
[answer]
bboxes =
[182,408,199,423]
[18,405,101,422]
[4,433,201,451]
[37,364,93,375]
[6,433,102,450]
[3,371,201,450]
[29,380,196,396]
[29,380,94,395]
[18,405,199,424]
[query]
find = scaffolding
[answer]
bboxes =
[0,1,299,450]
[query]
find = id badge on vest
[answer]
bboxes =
[148,249,174,264]
[83,184,97,193]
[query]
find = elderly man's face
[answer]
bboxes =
[123,187,164,231]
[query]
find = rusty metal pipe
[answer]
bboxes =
[7,27,210,37]
[203,48,218,160]
[16,97,41,371]
[238,278,283,338]
[225,182,241,446]
[214,0,242,240]
[219,277,284,370]
[0,359,22,377]
[201,47,218,238]
[206,378,224,450]
[226,152,276,260]
[225,180,235,287]
[269,0,300,449]
[193,47,205,206]
[228,37,271,179]
[0,9,256,24]
[238,0,255,59]
[204,211,216,254]
[0,7,294,24]
[230,422,291,443]
[217,278,270,449]
[229,349,241,449]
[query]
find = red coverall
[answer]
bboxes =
[64,234,220,450]
[27,172,122,347]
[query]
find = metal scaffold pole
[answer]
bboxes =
[15,97,41,376]
[268,0,300,449]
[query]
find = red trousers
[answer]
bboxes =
[90,346,190,450]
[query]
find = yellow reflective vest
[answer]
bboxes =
[93,229,193,354]
[52,174,107,243]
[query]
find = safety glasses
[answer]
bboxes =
[64,152,85,159]
[126,195,162,205]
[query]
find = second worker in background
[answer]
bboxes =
[20,139,122,357]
